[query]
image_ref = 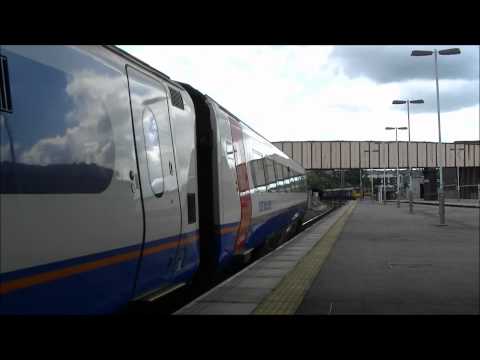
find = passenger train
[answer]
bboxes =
[0,45,308,314]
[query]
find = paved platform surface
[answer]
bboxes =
[296,200,479,314]
[175,202,355,315]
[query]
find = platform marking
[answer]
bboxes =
[253,201,357,315]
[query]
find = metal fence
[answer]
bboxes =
[444,184,480,200]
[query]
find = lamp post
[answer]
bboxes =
[386,126,408,208]
[392,99,424,214]
[411,47,461,225]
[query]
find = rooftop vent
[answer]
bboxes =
[169,87,184,110]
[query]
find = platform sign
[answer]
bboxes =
[321,142,331,169]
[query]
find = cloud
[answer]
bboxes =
[329,45,479,83]
[118,45,478,144]
[393,79,479,113]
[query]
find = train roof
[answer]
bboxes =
[205,96,274,145]
[104,45,184,91]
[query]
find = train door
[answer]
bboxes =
[228,118,252,254]
[126,66,182,298]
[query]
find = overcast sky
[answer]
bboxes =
[119,45,479,143]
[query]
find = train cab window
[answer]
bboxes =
[142,108,164,196]
[265,158,276,192]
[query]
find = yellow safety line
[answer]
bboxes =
[253,201,357,315]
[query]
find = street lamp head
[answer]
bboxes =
[385,127,395,130]
[411,50,433,56]
[410,99,424,104]
[439,48,461,55]
[392,100,407,104]
[398,127,408,130]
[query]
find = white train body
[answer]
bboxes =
[0,45,307,314]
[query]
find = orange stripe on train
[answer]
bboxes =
[0,234,199,295]
[215,225,239,235]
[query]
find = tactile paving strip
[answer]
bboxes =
[253,201,357,315]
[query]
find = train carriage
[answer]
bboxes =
[0,45,308,314]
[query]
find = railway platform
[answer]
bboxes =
[175,199,479,315]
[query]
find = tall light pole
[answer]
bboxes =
[393,99,424,214]
[411,47,461,225]
[386,126,408,208]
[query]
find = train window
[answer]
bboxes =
[275,162,284,191]
[265,159,276,191]
[274,162,283,180]
[249,161,257,187]
[293,174,300,192]
[284,177,291,192]
[280,167,287,192]
[254,158,266,189]
[142,108,164,196]
[291,176,298,192]
[0,46,115,194]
